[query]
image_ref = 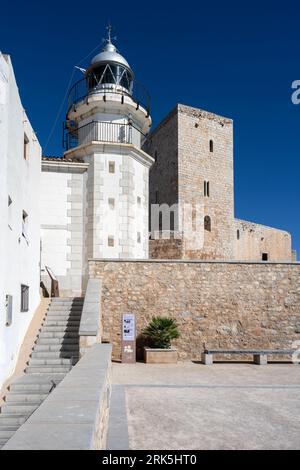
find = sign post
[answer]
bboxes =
[121,313,136,363]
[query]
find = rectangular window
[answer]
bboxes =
[137,232,141,243]
[6,295,13,326]
[108,198,115,209]
[21,285,29,312]
[137,196,141,206]
[155,190,159,204]
[109,161,115,173]
[262,253,268,261]
[24,133,29,160]
[108,235,114,247]
[237,229,240,240]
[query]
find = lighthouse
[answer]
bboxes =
[64,26,153,261]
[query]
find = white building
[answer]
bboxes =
[40,30,154,296]
[0,53,41,388]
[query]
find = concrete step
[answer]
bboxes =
[10,376,64,392]
[36,338,78,346]
[26,365,71,374]
[47,302,83,311]
[29,358,71,366]
[37,331,79,338]
[42,326,79,332]
[0,415,27,426]
[31,351,78,359]
[47,308,83,313]
[5,393,47,403]
[1,403,37,415]
[50,297,83,301]
[45,314,82,320]
[0,425,19,432]
[44,320,80,327]
[0,429,18,439]
[33,343,79,352]
[0,438,9,447]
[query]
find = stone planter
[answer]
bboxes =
[144,348,178,364]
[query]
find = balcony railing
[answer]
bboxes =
[66,78,151,117]
[63,120,144,150]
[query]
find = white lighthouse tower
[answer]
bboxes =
[64,26,153,262]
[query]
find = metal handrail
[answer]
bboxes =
[66,77,151,116]
[63,120,144,150]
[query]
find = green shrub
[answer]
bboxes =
[142,316,180,349]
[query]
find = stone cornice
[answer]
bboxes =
[64,142,155,168]
[41,160,89,173]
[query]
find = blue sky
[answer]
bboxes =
[1,0,300,256]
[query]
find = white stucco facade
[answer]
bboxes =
[0,53,41,387]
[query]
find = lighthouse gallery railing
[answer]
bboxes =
[63,120,144,150]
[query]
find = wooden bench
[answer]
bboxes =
[201,349,295,365]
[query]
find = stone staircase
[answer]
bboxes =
[0,297,83,449]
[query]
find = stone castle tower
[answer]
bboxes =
[144,104,234,259]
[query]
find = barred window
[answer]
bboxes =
[21,285,29,312]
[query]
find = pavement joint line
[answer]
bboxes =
[106,385,129,451]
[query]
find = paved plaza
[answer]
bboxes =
[107,362,300,450]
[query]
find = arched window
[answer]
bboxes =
[209,139,213,153]
[204,215,211,232]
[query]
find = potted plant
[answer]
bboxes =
[142,316,180,363]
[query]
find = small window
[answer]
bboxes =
[108,198,115,209]
[6,295,13,326]
[155,190,159,204]
[262,253,268,261]
[204,181,210,197]
[8,195,12,206]
[159,212,163,231]
[137,196,141,206]
[21,285,29,312]
[108,235,114,247]
[24,133,29,160]
[209,139,213,153]
[237,229,240,240]
[170,211,175,231]
[109,161,115,173]
[137,232,141,243]
[204,215,211,232]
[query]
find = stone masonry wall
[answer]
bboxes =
[149,235,183,259]
[234,219,292,262]
[89,259,300,361]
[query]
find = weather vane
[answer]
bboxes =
[104,23,117,44]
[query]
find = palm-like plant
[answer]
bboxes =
[143,316,180,349]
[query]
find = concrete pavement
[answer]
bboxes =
[107,362,300,450]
